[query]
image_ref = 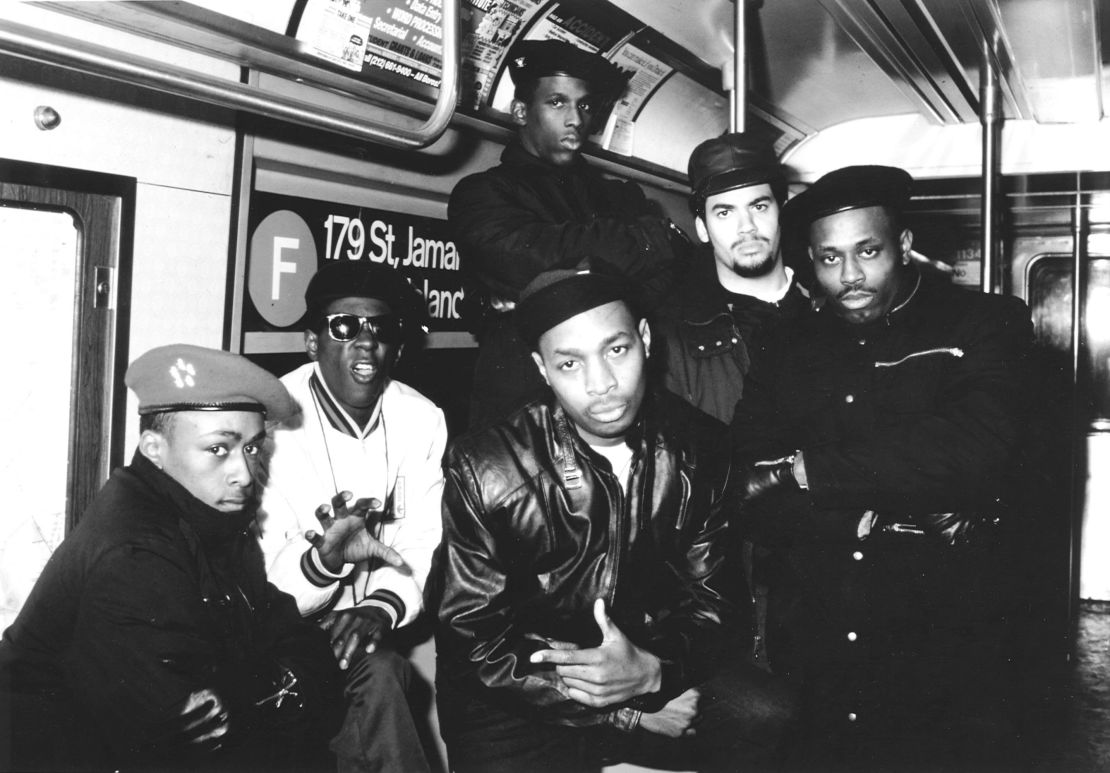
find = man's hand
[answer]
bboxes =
[639,687,700,738]
[320,606,393,669]
[145,687,231,755]
[305,492,404,573]
[736,456,800,504]
[529,598,662,708]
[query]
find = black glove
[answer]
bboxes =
[879,511,1000,547]
[736,457,800,504]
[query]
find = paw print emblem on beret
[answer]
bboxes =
[169,358,197,389]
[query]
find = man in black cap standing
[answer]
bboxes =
[0,345,344,772]
[432,261,795,773]
[730,165,1034,768]
[655,133,809,424]
[256,260,447,773]
[449,39,689,429]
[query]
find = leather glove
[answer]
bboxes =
[879,511,1000,547]
[736,457,800,504]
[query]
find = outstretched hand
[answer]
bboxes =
[529,598,662,707]
[305,492,404,573]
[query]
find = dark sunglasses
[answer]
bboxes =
[324,313,403,344]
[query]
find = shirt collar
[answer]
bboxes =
[309,364,384,439]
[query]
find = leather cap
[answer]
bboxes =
[516,258,628,348]
[782,165,913,231]
[688,133,784,202]
[507,40,632,99]
[127,344,295,419]
[304,260,428,332]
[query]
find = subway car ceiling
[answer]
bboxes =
[6,0,1110,183]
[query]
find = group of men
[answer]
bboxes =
[0,37,1034,773]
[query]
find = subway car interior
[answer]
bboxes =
[1,0,1109,770]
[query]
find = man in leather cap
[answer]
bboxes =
[433,261,794,773]
[731,165,1034,769]
[655,133,809,425]
[449,39,689,430]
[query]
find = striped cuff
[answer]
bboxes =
[300,547,354,588]
[362,589,405,629]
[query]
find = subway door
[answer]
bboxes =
[1014,235,1110,606]
[0,162,132,633]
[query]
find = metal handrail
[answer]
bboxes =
[0,4,460,150]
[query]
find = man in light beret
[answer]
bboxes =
[0,344,349,772]
[432,262,795,772]
[256,260,446,773]
[449,38,690,430]
[730,165,1035,768]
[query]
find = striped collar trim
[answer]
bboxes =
[309,364,382,439]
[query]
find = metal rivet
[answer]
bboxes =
[697,345,705,351]
[847,631,858,642]
[852,551,863,561]
[714,340,722,346]
[33,105,61,130]
[845,394,855,403]
[848,712,858,722]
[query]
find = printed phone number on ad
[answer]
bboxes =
[368,54,413,78]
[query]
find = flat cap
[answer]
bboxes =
[304,260,428,332]
[688,133,784,204]
[516,258,629,348]
[782,165,913,231]
[507,40,632,100]
[126,344,295,419]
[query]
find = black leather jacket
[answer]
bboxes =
[433,390,747,726]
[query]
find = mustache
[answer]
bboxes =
[837,286,878,300]
[731,236,770,249]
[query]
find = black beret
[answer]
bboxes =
[516,258,629,348]
[688,133,784,206]
[304,261,428,332]
[507,40,632,100]
[782,165,913,232]
[126,344,295,419]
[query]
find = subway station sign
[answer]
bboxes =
[242,190,470,354]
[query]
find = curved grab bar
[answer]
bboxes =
[0,4,459,150]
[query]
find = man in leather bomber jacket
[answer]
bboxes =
[432,264,795,773]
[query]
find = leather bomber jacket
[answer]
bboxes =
[433,389,748,726]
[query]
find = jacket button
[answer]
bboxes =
[848,712,858,722]
[697,345,705,351]
[715,340,722,346]
[847,631,858,642]
[857,339,866,346]
[844,394,855,403]
[852,550,864,561]
[731,337,739,344]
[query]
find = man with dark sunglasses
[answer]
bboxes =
[256,260,447,773]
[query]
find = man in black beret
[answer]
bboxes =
[0,345,346,771]
[730,165,1034,768]
[432,262,795,772]
[449,38,690,430]
[255,260,447,773]
[655,133,810,424]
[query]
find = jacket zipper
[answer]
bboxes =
[873,347,964,368]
